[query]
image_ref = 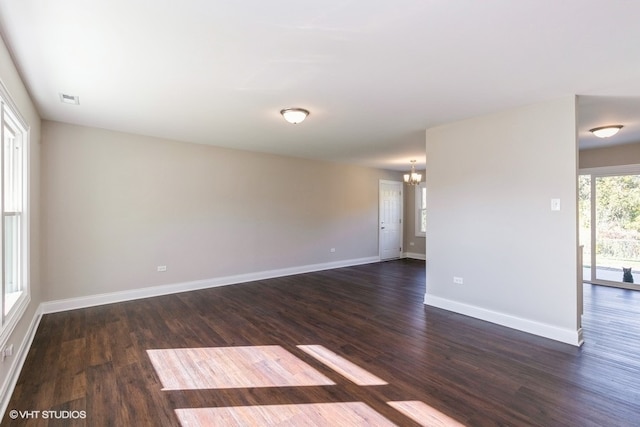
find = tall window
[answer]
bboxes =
[0,85,29,341]
[415,183,426,237]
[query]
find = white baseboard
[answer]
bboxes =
[0,304,43,420]
[404,252,426,260]
[424,294,583,346]
[41,256,380,314]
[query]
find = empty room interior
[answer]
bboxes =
[1,1,640,426]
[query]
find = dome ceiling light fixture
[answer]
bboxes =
[280,108,309,124]
[589,125,623,138]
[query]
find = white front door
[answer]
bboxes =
[379,180,403,260]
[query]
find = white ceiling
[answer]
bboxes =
[1,0,640,171]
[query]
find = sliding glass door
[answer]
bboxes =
[580,168,640,288]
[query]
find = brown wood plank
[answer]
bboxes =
[3,259,640,426]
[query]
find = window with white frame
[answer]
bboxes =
[0,84,29,343]
[415,183,426,237]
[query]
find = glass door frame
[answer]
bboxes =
[579,164,640,291]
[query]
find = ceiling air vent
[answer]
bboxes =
[59,93,80,105]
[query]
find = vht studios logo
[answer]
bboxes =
[9,410,87,420]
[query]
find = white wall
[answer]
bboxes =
[424,97,580,345]
[42,121,401,301]
[0,35,41,411]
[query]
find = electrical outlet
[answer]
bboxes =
[453,276,464,285]
[157,266,167,272]
[330,248,336,253]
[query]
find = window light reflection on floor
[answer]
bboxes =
[297,344,388,386]
[146,345,335,390]
[388,401,466,427]
[175,402,396,427]
[148,345,464,426]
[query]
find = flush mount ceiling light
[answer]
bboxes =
[403,160,422,185]
[280,108,309,124]
[590,125,623,138]
[59,93,80,105]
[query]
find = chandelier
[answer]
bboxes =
[403,160,422,185]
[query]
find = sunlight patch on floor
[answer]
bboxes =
[388,401,466,427]
[148,345,464,426]
[147,345,335,390]
[297,344,388,386]
[175,402,397,426]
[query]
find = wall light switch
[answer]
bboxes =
[551,198,561,211]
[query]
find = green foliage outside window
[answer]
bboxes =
[580,174,640,269]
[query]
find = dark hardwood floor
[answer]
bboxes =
[3,259,640,426]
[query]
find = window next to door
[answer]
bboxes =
[415,183,426,237]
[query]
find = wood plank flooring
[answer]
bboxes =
[3,259,640,426]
